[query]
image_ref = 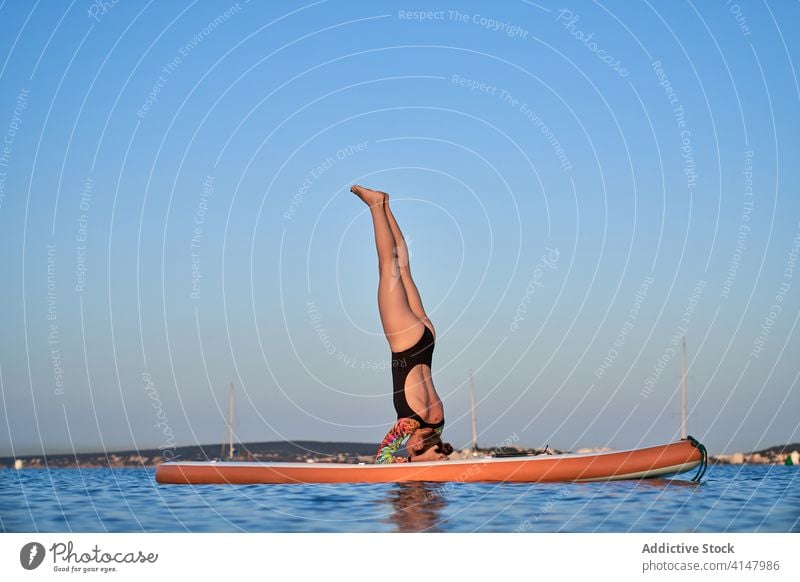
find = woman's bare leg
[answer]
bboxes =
[351,185,423,352]
[353,185,450,460]
[383,199,434,334]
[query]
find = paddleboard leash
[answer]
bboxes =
[686,435,708,482]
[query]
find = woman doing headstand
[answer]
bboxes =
[351,185,453,463]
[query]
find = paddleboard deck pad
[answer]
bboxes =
[155,437,707,485]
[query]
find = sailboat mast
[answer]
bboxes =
[469,369,478,451]
[227,382,235,459]
[681,337,687,439]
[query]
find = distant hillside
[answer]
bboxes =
[751,443,800,456]
[1,440,379,468]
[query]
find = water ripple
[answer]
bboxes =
[1,465,798,532]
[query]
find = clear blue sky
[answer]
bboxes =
[1,1,798,457]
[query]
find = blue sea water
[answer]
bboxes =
[1,465,798,533]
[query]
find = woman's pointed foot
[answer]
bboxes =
[351,184,387,207]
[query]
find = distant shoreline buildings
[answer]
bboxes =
[713,449,799,466]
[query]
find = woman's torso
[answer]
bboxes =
[391,324,443,427]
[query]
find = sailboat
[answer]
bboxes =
[220,382,236,461]
[469,368,478,454]
[680,336,688,439]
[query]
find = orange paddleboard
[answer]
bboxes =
[155,437,706,485]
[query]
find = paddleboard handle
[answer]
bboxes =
[685,435,708,482]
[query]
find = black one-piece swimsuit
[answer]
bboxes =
[390,325,444,430]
